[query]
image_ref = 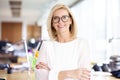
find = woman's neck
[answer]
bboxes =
[57,32,74,43]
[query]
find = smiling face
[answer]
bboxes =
[52,8,72,34]
[47,3,77,40]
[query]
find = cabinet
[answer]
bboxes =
[27,25,41,40]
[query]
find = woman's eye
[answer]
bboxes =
[63,16,69,19]
[63,16,67,19]
[53,17,59,20]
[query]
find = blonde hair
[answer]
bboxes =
[47,3,77,40]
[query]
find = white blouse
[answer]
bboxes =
[35,38,91,80]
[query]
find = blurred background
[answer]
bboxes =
[0,0,120,78]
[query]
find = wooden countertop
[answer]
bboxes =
[0,70,35,80]
[0,70,120,80]
[92,72,120,80]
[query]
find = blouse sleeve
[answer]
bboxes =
[35,41,49,80]
[78,39,91,70]
[48,69,60,80]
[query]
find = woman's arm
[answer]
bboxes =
[35,62,90,80]
[58,68,91,80]
[35,41,50,80]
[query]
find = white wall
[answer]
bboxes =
[71,0,120,63]
[106,0,120,57]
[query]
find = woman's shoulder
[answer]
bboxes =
[76,37,88,43]
[76,37,89,45]
[42,40,54,46]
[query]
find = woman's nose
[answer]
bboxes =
[58,18,63,23]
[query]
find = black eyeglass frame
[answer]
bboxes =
[52,15,70,23]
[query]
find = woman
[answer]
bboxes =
[35,3,91,80]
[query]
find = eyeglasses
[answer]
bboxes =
[52,15,70,23]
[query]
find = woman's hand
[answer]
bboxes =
[58,68,91,80]
[74,68,91,80]
[36,62,50,71]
